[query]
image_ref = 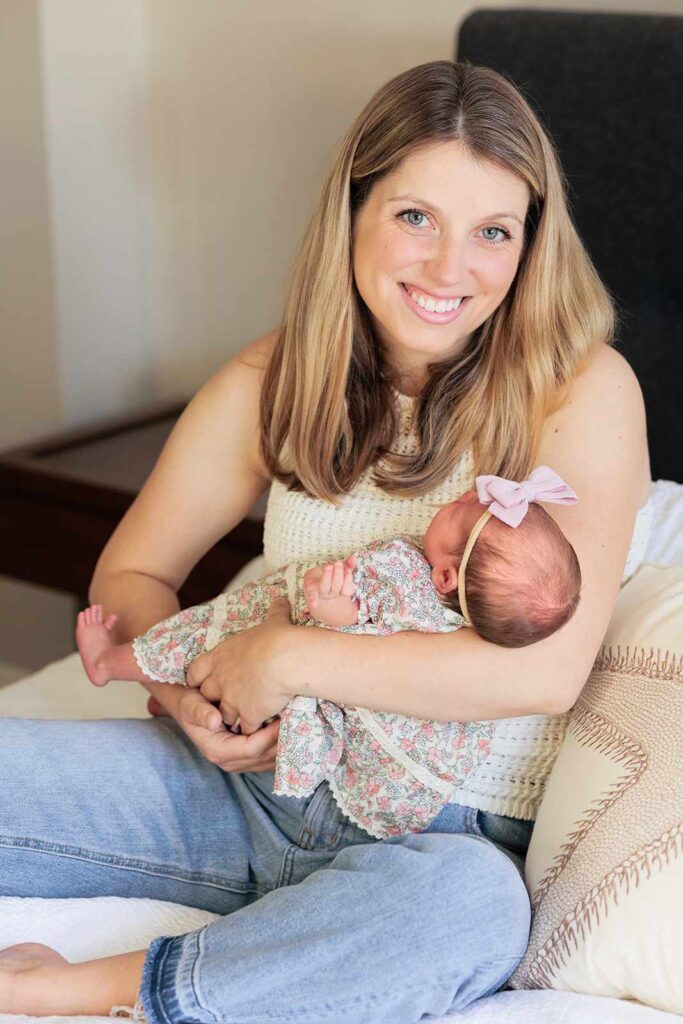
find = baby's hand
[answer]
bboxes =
[303,556,359,626]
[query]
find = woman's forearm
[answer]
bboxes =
[282,624,588,722]
[88,569,180,645]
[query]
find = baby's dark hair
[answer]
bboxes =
[442,504,581,648]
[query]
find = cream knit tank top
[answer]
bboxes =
[258,389,653,822]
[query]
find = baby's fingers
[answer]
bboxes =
[340,567,356,598]
[319,563,334,598]
[303,578,320,609]
[330,560,345,596]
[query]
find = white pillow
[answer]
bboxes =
[510,564,683,1015]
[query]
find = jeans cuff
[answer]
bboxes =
[138,932,203,1024]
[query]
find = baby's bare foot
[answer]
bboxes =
[76,604,119,686]
[0,943,68,1013]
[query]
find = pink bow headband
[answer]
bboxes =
[474,465,578,527]
[457,466,578,626]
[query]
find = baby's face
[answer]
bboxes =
[422,489,484,595]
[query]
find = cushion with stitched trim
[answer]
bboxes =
[510,564,683,1014]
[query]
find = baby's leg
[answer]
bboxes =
[76,605,154,687]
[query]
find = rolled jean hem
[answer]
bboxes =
[139,933,203,1024]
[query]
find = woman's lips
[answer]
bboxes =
[399,283,470,324]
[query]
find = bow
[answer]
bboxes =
[475,466,578,528]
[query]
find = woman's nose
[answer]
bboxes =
[428,234,469,285]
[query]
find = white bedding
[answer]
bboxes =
[1,477,682,1023]
[1,989,680,1024]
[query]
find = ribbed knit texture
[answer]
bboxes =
[263,391,474,567]
[262,390,652,821]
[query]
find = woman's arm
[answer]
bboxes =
[192,345,651,730]
[89,330,285,761]
[89,331,276,642]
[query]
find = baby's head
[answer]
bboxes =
[422,469,582,648]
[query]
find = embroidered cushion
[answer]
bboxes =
[510,564,683,1014]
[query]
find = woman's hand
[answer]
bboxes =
[145,678,280,772]
[186,597,297,735]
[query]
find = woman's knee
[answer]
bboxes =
[324,831,530,1012]
[386,832,530,961]
[332,831,529,956]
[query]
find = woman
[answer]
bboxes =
[0,61,650,1020]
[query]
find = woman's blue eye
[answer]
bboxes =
[399,208,429,228]
[481,226,511,244]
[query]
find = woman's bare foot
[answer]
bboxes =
[76,604,119,686]
[0,943,68,1014]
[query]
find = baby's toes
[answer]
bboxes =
[104,613,118,631]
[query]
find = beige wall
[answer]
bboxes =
[0,2,73,673]
[1,0,679,673]
[0,0,61,450]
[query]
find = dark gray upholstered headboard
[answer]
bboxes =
[456,10,682,481]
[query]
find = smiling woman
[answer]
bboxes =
[0,59,650,1024]
[260,63,615,505]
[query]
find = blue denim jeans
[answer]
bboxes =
[0,717,532,1023]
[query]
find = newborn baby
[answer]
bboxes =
[77,466,580,838]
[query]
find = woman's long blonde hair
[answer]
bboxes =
[260,61,615,503]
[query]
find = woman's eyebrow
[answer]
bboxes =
[388,194,524,226]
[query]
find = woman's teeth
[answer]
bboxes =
[408,289,463,313]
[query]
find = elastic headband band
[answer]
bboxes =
[457,509,492,626]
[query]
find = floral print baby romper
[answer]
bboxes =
[132,536,494,838]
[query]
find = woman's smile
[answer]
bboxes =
[399,283,472,324]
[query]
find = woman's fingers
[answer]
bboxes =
[243,718,280,756]
[179,688,224,732]
[186,651,212,688]
[196,719,280,772]
[196,673,219,702]
[218,698,240,731]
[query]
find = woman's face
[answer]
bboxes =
[352,140,530,391]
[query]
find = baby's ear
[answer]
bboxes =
[434,565,458,595]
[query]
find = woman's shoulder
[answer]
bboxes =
[576,343,643,398]
[539,342,650,502]
[545,344,646,440]
[211,327,279,392]
[187,327,280,483]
